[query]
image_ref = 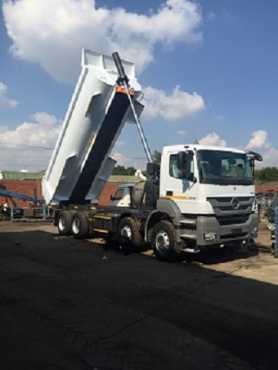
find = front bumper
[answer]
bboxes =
[178,213,258,247]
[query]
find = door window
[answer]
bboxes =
[169,154,194,179]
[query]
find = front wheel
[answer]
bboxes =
[151,220,180,261]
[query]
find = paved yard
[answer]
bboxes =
[0,222,278,370]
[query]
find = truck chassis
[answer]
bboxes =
[54,198,257,261]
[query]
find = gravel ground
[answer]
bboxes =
[0,221,278,370]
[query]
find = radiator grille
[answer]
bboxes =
[217,214,250,225]
[207,196,254,215]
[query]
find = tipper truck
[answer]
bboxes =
[43,49,262,261]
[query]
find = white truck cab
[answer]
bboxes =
[160,144,255,209]
[155,144,258,250]
[108,144,259,253]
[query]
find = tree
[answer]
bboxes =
[112,165,136,176]
[255,167,278,182]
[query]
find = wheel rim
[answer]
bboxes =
[120,225,132,239]
[58,217,66,232]
[155,231,170,254]
[72,218,80,235]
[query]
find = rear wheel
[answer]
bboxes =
[117,217,143,252]
[72,212,90,239]
[57,211,74,235]
[151,220,179,261]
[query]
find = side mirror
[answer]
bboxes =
[247,151,263,162]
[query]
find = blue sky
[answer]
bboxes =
[0,0,277,170]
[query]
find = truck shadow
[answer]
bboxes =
[0,226,278,370]
[190,244,259,265]
[104,238,260,265]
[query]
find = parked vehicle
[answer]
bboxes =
[43,49,262,261]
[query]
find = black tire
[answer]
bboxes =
[57,211,75,235]
[151,220,179,261]
[117,217,143,252]
[71,212,90,239]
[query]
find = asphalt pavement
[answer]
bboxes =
[0,222,278,370]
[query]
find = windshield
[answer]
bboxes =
[198,150,253,185]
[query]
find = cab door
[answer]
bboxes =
[160,151,195,197]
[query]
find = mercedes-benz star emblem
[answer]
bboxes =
[231,198,240,210]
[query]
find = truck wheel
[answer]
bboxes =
[72,212,89,239]
[151,220,179,261]
[117,217,143,252]
[57,211,74,235]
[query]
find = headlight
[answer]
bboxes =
[204,232,217,241]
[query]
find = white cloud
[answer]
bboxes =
[0,82,18,109]
[111,151,129,166]
[143,85,205,122]
[242,129,278,167]
[3,0,202,82]
[177,130,187,136]
[0,112,61,170]
[199,132,226,147]
[245,130,268,150]
[111,150,146,170]
[245,129,278,167]
[260,147,278,167]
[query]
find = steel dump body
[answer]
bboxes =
[42,49,142,205]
